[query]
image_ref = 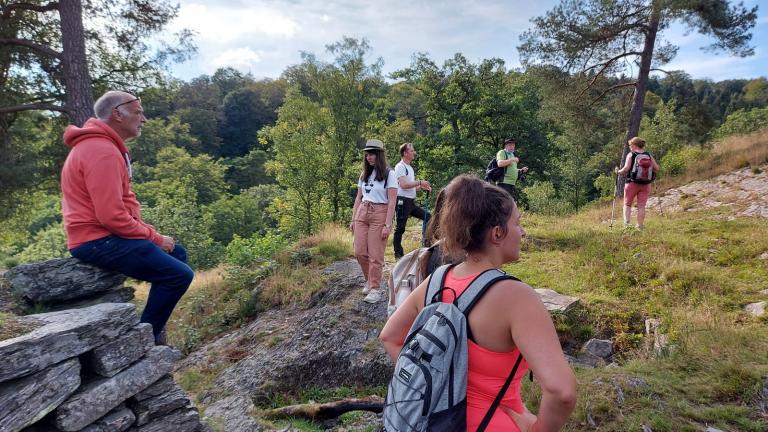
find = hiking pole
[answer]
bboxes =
[422,191,431,247]
[654,181,664,217]
[609,167,618,228]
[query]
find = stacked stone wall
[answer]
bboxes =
[0,303,207,432]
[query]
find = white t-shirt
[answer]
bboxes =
[394,161,416,199]
[359,169,398,204]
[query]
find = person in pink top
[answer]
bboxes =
[380,175,576,431]
[616,137,661,230]
[61,90,193,345]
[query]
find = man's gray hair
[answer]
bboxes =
[93,91,134,121]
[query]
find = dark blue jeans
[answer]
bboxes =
[70,235,194,342]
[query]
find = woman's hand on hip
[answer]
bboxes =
[501,404,537,432]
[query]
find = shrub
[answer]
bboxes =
[13,223,68,264]
[524,181,575,216]
[712,107,768,140]
[226,232,288,267]
[659,145,709,177]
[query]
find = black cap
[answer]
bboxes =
[504,138,517,144]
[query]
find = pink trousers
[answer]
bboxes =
[353,201,388,289]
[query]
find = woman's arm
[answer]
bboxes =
[350,188,362,232]
[382,186,397,239]
[505,282,577,431]
[616,153,633,176]
[380,281,427,360]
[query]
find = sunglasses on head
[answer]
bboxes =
[114,97,140,110]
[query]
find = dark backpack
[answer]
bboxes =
[629,152,655,184]
[484,152,507,183]
[383,264,524,432]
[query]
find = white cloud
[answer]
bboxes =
[210,47,263,72]
[170,3,300,44]
[168,0,768,81]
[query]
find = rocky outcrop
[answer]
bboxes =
[647,165,768,218]
[2,258,132,313]
[0,304,205,432]
[179,259,584,430]
[535,288,580,313]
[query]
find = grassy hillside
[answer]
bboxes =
[512,205,768,431]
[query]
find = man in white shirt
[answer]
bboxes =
[393,142,433,259]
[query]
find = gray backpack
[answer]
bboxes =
[383,264,523,431]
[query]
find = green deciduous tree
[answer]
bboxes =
[711,106,768,140]
[290,37,384,222]
[393,54,552,187]
[265,87,332,236]
[640,97,690,160]
[130,116,200,166]
[204,184,281,245]
[136,147,229,206]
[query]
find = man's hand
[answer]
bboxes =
[501,404,537,432]
[521,166,529,173]
[420,180,432,192]
[160,235,175,252]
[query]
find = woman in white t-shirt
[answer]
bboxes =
[350,139,398,303]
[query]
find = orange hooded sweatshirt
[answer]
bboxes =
[61,118,163,249]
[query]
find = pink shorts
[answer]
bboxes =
[624,182,651,207]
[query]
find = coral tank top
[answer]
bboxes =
[441,268,529,432]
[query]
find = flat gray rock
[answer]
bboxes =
[83,323,154,377]
[204,395,263,432]
[0,359,81,432]
[131,376,175,402]
[129,382,191,426]
[0,303,138,382]
[745,301,767,317]
[78,405,136,432]
[53,346,181,432]
[535,288,580,313]
[5,258,126,303]
[126,408,200,432]
[45,288,136,313]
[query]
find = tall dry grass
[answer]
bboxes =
[656,129,768,191]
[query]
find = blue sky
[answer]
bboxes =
[166,0,768,82]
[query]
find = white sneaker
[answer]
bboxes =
[362,285,370,294]
[363,289,382,303]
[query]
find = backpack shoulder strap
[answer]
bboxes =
[425,263,455,305]
[456,269,518,316]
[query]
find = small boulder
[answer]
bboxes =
[583,338,613,359]
[745,301,767,317]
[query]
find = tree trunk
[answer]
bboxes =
[59,0,94,126]
[618,6,660,197]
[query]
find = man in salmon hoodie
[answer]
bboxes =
[61,90,193,345]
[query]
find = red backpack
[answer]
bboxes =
[630,152,655,184]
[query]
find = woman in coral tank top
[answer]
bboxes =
[381,175,576,431]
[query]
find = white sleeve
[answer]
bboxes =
[387,169,398,188]
[394,162,407,179]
